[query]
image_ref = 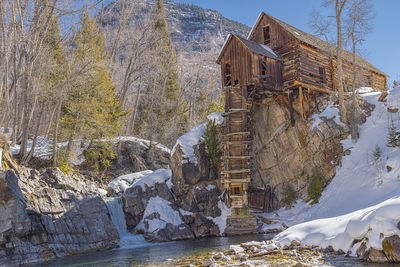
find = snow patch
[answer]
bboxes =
[311,102,345,131]
[108,170,154,194]
[136,196,184,232]
[207,199,232,235]
[130,169,172,191]
[275,196,400,252]
[206,184,216,191]
[207,112,224,125]
[171,123,206,165]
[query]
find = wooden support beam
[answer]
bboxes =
[224,132,251,137]
[222,156,251,160]
[221,169,251,174]
[288,92,295,126]
[293,80,332,95]
[299,86,307,120]
[307,88,311,118]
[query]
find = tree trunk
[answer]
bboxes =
[335,0,348,124]
[52,100,62,167]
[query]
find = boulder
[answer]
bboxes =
[368,248,388,263]
[107,138,170,178]
[0,168,118,266]
[383,235,400,262]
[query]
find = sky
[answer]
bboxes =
[172,0,400,87]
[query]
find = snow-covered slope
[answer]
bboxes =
[273,87,400,254]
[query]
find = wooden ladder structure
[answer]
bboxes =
[221,85,253,215]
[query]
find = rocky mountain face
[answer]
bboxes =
[101,0,250,54]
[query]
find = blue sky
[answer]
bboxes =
[173,0,400,86]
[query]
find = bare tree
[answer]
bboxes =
[345,0,375,141]
[334,0,349,124]
[309,8,333,43]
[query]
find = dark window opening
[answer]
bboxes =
[263,26,270,45]
[234,80,239,85]
[232,186,241,195]
[319,67,326,84]
[225,63,232,86]
[366,75,372,86]
[260,59,267,81]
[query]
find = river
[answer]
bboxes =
[30,197,393,266]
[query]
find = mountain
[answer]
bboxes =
[101,0,251,54]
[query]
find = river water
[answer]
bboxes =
[30,197,393,266]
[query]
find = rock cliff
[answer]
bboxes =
[0,167,118,266]
[251,95,373,208]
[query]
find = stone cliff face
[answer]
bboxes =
[250,96,374,208]
[0,168,118,266]
[101,0,250,54]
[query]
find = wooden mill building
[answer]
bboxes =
[216,12,387,214]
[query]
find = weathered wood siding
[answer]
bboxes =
[220,37,254,87]
[249,15,295,50]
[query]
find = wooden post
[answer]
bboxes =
[299,86,307,119]
[288,92,295,126]
[307,88,311,118]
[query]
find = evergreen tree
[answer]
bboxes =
[61,12,126,164]
[203,119,221,168]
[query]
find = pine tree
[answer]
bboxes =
[61,12,126,165]
[203,119,221,168]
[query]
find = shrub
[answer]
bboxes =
[203,119,222,168]
[386,165,393,172]
[308,172,325,205]
[373,144,382,161]
[82,141,116,173]
[282,184,297,207]
[387,122,400,148]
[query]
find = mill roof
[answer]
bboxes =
[216,34,282,64]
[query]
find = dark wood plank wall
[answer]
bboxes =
[220,37,254,87]
[249,15,295,50]
[297,43,333,89]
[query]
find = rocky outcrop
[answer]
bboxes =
[382,235,400,262]
[0,168,118,266]
[106,138,170,178]
[122,114,230,241]
[251,96,373,207]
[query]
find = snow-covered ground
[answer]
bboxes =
[7,135,170,166]
[269,87,400,254]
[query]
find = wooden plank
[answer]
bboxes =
[299,86,306,120]
[222,156,251,160]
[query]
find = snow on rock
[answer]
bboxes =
[107,136,171,154]
[108,170,154,195]
[206,184,216,191]
[357,87,375,94]
[136,196,184,233]
[10,136,54,160]
[311,102,345,131]
[171,112,224,165]
[130,169,172,191]
[171,123,206,165]
[275,196,400,254]
[207,112,224,125]
[207,199,232,235]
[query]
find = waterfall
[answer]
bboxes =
[105,197,149,249]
